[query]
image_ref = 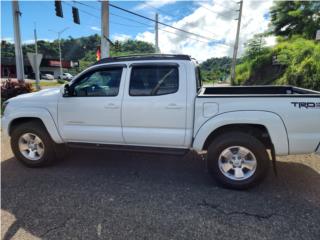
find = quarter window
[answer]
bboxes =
[129,65,179,96]
[71,68,122,97]
[195,66,202,92]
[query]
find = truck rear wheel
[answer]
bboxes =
[207,132,270,190]
[11,121,57,167]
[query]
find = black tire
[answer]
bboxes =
[207,132,270,190]
[10,121,58,167]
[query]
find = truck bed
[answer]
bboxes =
[198,85,320,97]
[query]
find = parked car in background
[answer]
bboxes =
[41,74,54,80]
[58,73,73,81]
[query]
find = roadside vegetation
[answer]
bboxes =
[199,57,231,83]
[1,36,156,76]
[236,1,320,90]
[30,80,65,88]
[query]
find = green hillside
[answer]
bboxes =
[236,1,320,90]
[199,57,232,82]
[1,35,156,73]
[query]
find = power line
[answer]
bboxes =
[142,2,176,19]
[107,2,214,41]
[73,0,218,40]
[65,1,148,29]
[140,2,217,38]
[64,1,99,19]
[109,12,153,28]
[68,1,231,45]
[200,3,221,15]
[72,0,99,10]
[71,1,154,28]
[158,27,210,44]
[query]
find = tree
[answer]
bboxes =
[243,34,267,60]
[1,35,156,74]
[270,1,320,40]
[199,57,232,82]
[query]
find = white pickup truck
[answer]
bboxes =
[2,54,320,189]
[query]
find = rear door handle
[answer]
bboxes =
[104,103,119,109]
[166,103,183,109]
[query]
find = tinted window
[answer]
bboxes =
[195,66,202,92]
[71,68,122,97]
[129,65,179,96]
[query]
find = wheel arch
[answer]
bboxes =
[202,124,273,151]
[6,108,63,144]
[192,111,289,155]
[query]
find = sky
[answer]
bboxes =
[1,0,276,62]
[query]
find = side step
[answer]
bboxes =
[66,142,189,156]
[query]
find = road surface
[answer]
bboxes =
[1,136,320,240]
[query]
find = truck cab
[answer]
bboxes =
[58,55,196,148]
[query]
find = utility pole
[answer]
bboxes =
[34,24,40,90]
[155,13,159,53]
[49,27,69,78]
[230,0,243,85]
[12,0,24,81]
[101,0,110,58]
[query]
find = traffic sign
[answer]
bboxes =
[27,52,43,72]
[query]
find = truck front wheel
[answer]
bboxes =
[207,132,270,190]
[11,121,57,167]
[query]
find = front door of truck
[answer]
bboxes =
[58,65,126,144]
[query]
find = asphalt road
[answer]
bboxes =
[1,136,320,240]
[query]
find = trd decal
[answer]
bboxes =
[291,102,320,109]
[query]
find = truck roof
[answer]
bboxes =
[94,54,192,65]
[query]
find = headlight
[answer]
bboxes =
[2,101,9,113]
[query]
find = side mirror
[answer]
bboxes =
[63,84,71,97]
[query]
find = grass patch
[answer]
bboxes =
[31,80,65,88]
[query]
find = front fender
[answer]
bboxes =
[192,111,289,155]
[3,107,63,144]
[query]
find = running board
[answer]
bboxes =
[66,142,189,156]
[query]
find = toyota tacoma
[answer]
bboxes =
[2,54,320,189]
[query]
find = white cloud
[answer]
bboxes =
[22,39,54,44]
[2,37,14,43]
[112,33,132,42]
[135,0,176,11]
[90,26,101,32]
[158,14,174,24]
[265,36,277,47]
[134,0,274,62]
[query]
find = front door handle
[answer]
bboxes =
[104,103,119,109]
[166,103,183,109]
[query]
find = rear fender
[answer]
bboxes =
[192,111,289,155]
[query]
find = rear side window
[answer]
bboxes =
[129,65,179,96]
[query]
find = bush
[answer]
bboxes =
[275,37,320,90]
[235,61,251,85]
[236,37,320,90]
[1,79,34,101]
[57,79,66,84]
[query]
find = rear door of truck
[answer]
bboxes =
[121,61,188,147]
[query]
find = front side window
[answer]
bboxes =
[129,65,179,96]
[71,68,122,97]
